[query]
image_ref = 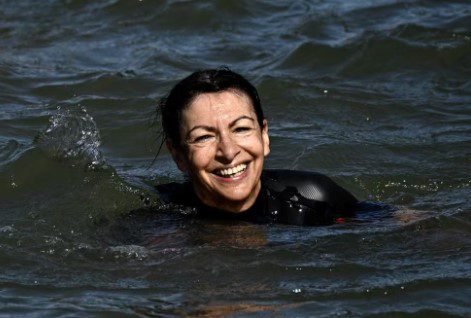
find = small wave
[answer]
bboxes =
[0,139,24,167]
[35,106,105,169]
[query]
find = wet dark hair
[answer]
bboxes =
[158,67,264,149]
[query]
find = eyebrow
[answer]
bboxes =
[186,115,255,136]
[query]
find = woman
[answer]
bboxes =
[156,68,358,225]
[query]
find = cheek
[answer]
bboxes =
[239,134,265,154]
[187,147,214,170]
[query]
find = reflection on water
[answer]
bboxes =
[0,0,470,316]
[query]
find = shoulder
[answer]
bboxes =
[262,169,358,210]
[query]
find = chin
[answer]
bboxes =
[195,165,263,211]
[220,192,251,204]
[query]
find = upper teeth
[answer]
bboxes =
[218,164,247,176]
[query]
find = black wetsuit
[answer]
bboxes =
[156,169,359,226]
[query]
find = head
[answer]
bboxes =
[159,68,270,212]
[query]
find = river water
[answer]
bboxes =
[0,0,470,317]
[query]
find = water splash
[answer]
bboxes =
[36,106,105,169]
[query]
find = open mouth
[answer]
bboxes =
[214,163,247,178]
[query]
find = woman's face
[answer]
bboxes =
[168,90,270,212]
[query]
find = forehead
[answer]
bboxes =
[182,90,255,124]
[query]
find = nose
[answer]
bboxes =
[216,133,240,163]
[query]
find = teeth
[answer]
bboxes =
[218,164,247,177]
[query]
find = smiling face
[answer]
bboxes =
[167,90,270,213]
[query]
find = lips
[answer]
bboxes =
[214,163,247,178]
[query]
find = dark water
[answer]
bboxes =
[1,0,470,316]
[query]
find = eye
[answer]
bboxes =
[192,134,214,143]
[234,126,252,133]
